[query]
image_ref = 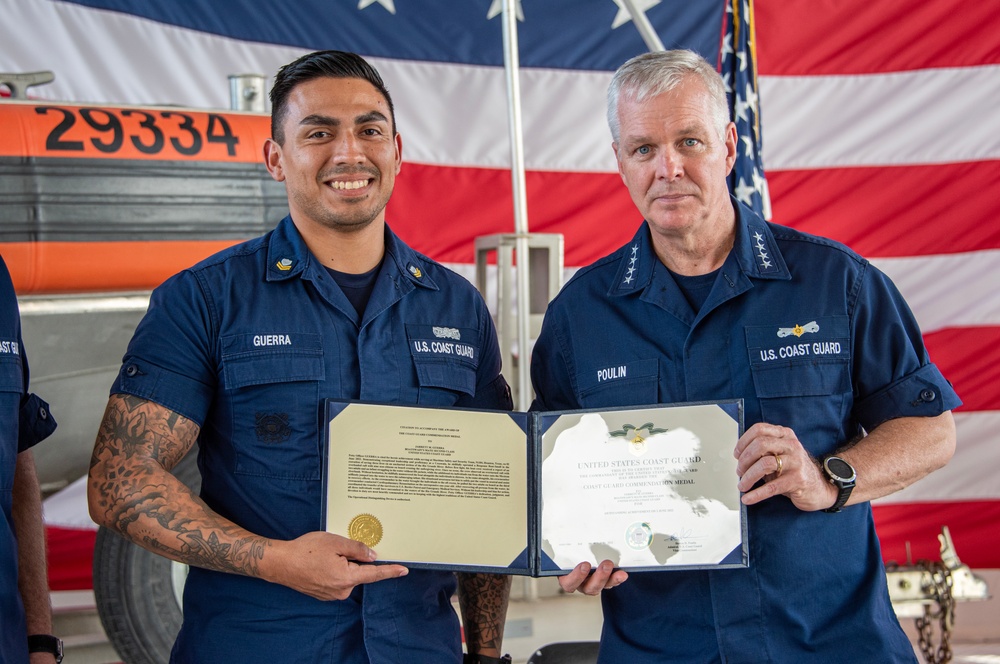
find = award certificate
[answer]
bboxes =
[322,400,746,575]
[538,404,745,571]
[323,402,530,570]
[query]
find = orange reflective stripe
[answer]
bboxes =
[1,240,245,294]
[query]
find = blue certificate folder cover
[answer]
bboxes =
[322,399,747,577]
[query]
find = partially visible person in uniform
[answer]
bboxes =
[530,49,959,662]
[1,255,61,664]
[88,51,512,664]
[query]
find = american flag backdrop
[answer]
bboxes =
[755,0,1000,571]
[723,0,769,220]
[1,0,996,588]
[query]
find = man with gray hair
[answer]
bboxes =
[531,49,959,661]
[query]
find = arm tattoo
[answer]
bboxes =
[457,572,511,653]
[90,394,270,578]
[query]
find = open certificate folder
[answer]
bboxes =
[322,400,747,576]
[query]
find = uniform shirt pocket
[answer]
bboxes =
[0,354,24,395]
[0,354,24,490]
[413,359,477,404]
[746,316,851,440]
[220,333,324,481]
[576,358,658,408]
[222,333,325,389]
[406,324,479,405]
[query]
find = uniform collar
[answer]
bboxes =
[729,197,789,282]
[383,224,439,292]
[264,216,439,291]
[265,216,312,281]
[607,225,657,297]
[609,196,789,298]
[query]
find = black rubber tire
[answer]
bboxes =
[92,452,201,664]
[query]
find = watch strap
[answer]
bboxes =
[823,483,852,512]
[27,634,64,663]
[464,654,512,664]
[821,456,856,513]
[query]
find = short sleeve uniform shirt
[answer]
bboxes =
[1,256,56,664]
[530,200,960,663]
[112,218,510,663]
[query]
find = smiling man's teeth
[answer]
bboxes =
[331,180,368,190]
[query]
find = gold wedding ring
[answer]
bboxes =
[774,454,783,478]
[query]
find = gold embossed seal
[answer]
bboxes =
[348,513,383,548]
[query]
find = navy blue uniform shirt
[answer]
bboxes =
[112,218,510,663]
[530,200,960,663]
[1,256,57,664]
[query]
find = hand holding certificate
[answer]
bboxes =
[323,400,746,576]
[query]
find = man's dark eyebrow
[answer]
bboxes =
[355,110,390,125]
[300,113,339,128]
[298,111,389,128]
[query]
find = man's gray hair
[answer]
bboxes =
[607,49,730,143]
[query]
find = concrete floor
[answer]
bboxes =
[57,571,1000,664]
[503,573,1000,664]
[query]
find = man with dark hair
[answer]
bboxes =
[1,255,61,664]
[89,50,512,663]
[531,49,959,662]
[269,50,397,143]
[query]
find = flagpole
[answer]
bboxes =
[501,0,532,410]
[621,0,665,52]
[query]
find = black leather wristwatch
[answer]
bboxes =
[464,654,512,664]
[821,455,856,513]
[27,634,64,663]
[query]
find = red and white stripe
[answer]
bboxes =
[756,0,1000,569]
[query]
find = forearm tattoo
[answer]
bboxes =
[90,394,269,577]
[458,572,512,653]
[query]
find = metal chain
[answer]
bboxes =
[913,560,955,664]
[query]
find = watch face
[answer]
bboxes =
[825,456,856,483]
